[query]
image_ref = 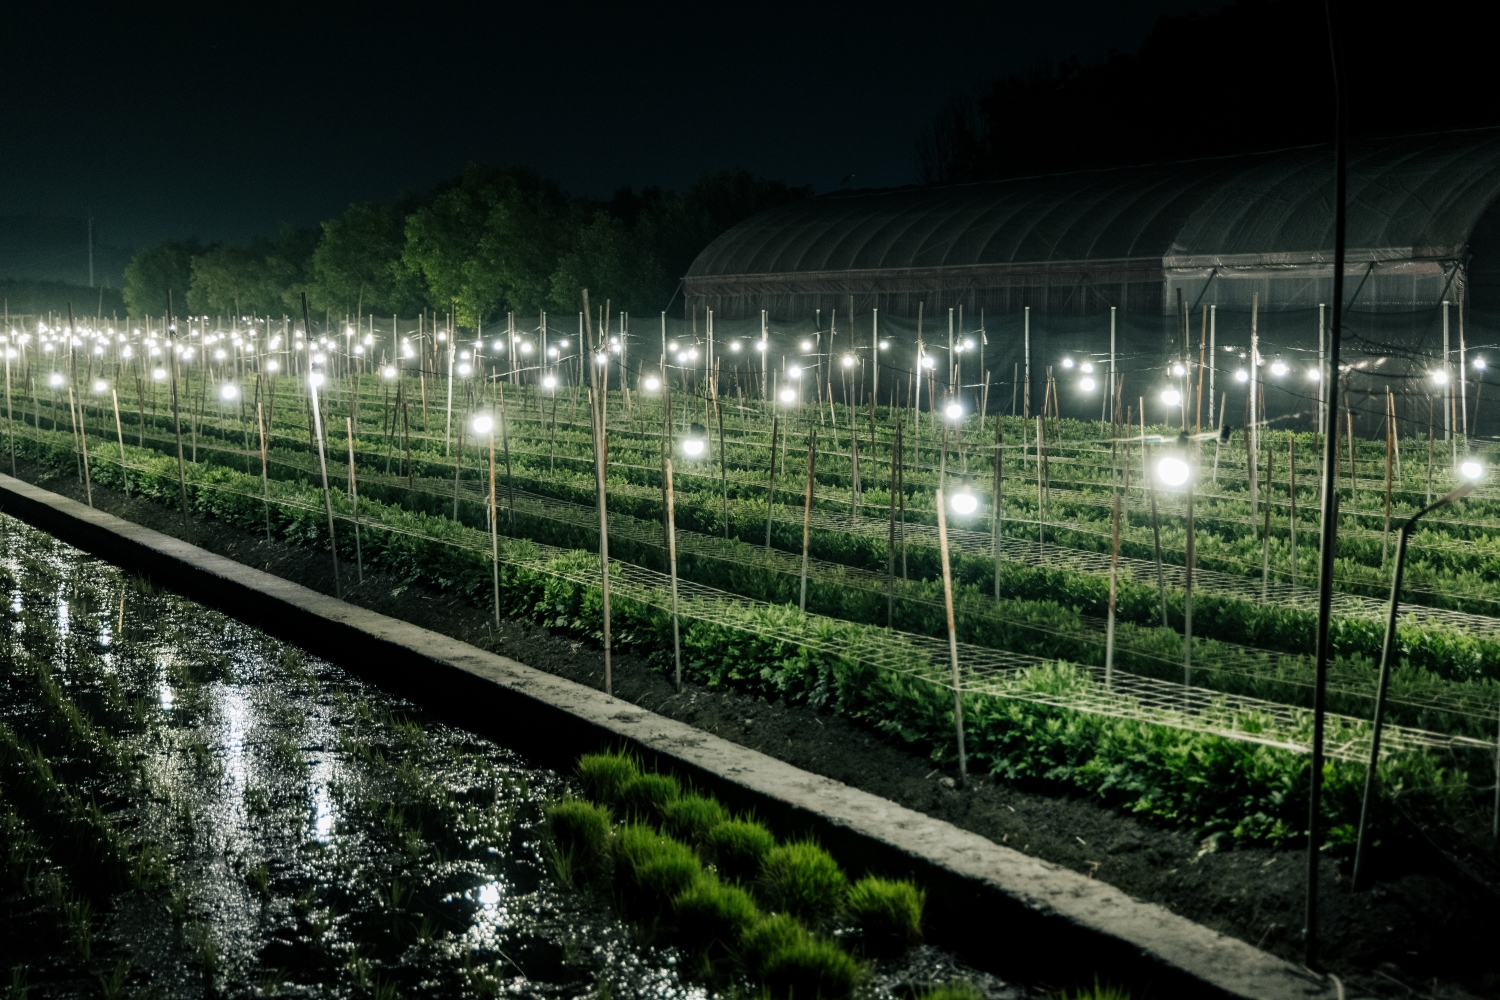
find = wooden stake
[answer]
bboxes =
[1261,443,1274,599]
[257,399,271,542]
[346,417,363,584]
[664,455,683,692]
[992,415,1003,600]
[934,485,967,787]
[765,413,779,548]
[1142,400,1168,628]
[110,388,127,497]
[799,428,818,613]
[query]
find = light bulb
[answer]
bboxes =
[1461,460,1482,480]
[308,372,325,388]
[1171,363,1185,377]
[48,372,63,387]
[1080,377,1096,392]
[1081,362,1094,374]
[458,363,472,376]
[220,383,238,400]
[1161,388,1182,407]
[643,376,660,391]
[1307,368,1320,381]
[1433,370,1449,385]
[1062,357,1074,369]
[152,368,166,381]
[731,341,742,352]
[471,414,494,435]
[921,355,935,369]
[382,366,396,379]
[542,375,557,389]
[779,387,796,404]
[800,340,812,352]
[1157,456,1190,486]
[1271,361,1288,377]
[879,340,889,350]
[755,340,768,351]
[787,365,802,379]
[682,438,705,457]
[1475,358,1487,371]
[945,402,963,420]
[950,490,978,515]
[1234,369,1249,383]
[842,354,856,368]
[92,379,107,393]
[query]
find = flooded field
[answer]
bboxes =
[0,513,1024,999]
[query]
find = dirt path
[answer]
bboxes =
[9,458,1496,999]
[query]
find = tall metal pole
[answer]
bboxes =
[1307,0,1348,967]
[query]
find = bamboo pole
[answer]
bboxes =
[799,428,818,613]
[716,392,729,539]
[1289,436,1298,588]
[346,417,363,584]
[1261,444,1274,599]
[304,294,341,598]
[1383,389,1394,565]
[1106,441,1125,688]
[488,419,499,626]
[582,289,613,696]
[499,382,514,529]
[257,400,270,542]
[765,412,779,548]
[664,454,683,692]
[167,292,190,529]
[887,417,899,626]
[69,385,93,507]
[110,389,127,497]
[934,484,967,787]
[1142,400,1168,628]
[992,415,1003,600]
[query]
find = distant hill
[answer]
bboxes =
[0,214,132,287]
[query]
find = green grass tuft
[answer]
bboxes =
[845,876,924,952]
[757,840,848,925]
[1058,980,1131,1000]
[613,824,701,916]
[662,794,729,846]
[739,912,806,974]
[545,799,614,880]
[759,932,861,1000]
[703,819,776,884]
[576,750,639,806]
[914,982,985,1000]
[671,872,761,962]
[618,773,681,824]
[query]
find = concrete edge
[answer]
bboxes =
[0,474,1330,1000]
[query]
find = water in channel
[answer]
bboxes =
[0,513,1026,999]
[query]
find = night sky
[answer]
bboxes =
[4,1,1219,251]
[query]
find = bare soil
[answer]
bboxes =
[9,458,1499,999]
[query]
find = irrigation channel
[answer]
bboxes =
[6,313,1500,887]
[0,512,1025,998]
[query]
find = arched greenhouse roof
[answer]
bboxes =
[687,128,1500,281]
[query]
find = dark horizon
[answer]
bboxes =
[4,0,1218,257]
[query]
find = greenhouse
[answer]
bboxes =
[686,127,1500,436]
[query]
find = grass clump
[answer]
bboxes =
[671,873,761,962]
[757,840,847,925]
[576,750,638,806]
[545,800,614,881]
[662,794,728,846]
[1058,981,1131,1000]
[759,932,861,1000]
[619,773,681,824]
[703,819,776,884]
[845,876,924,952]
[914,984,984,1000]
[613,824,701,917]
[739,913,806,974]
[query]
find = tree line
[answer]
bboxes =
[123,167,808,325]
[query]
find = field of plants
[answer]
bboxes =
[4,310,1499,883]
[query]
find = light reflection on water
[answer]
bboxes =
[0,514,1028,1000]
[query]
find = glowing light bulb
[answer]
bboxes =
[944,402,963,420]
[1234,369,1249,383]
[1080,377,1096,392]
[1271,360,1288,377]
[458,363,472,376]
[48,372,63,387]
[1081,362,1094,374]
[779,387,796,404]
[542,375,557,389]
[1462,460,1483,480]
[382,366,396,379]
[1433,370,1449,385]
[1307,368,1320,381]
[92,379,107,393]
[921,355,936,369]
[220,383,238,400]
[755,340,768,351]
[1062,357,1074,369]
[643,376,660,391]
[1161,388,1182,407]
[1171,363,1185,377]
[308,372,325,388]
[731,341,742,352]
[949,490,978,516]
[152,368,166,381]
[787,365,802,379]
[879,340,889,350]
[842,354,856,368]
[1157,456,1190,486]
[471,414,494,435]
[682,437,705,457]
[800,340,812,352]
[1474,358,1487,371]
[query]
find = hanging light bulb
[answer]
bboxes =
[220,383,239,400]
[471,414,494,436]
[48,372,64,387]
[949,487,978,515]
[152,368,167,381]
[1461,459,1483,481]
[1432,370,1449,386]
[382,366,396,379]
[1080,377,1096,392]
[800,340,812,352]
[309,372,325,388]
[1270,360,1288,377]
[1062,357,1075,369]
[779,387,796,404]
[1157,456,1190,487]
[1235,369,1249,383]
[1081,362,1094,374]
[92,379,107,393]
[1161,388,1182,407]
[944,401,963,420]
[682,422,707,457]
[542,375,557,389]
[1171,362,1186,377]
[643,376,660,391]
